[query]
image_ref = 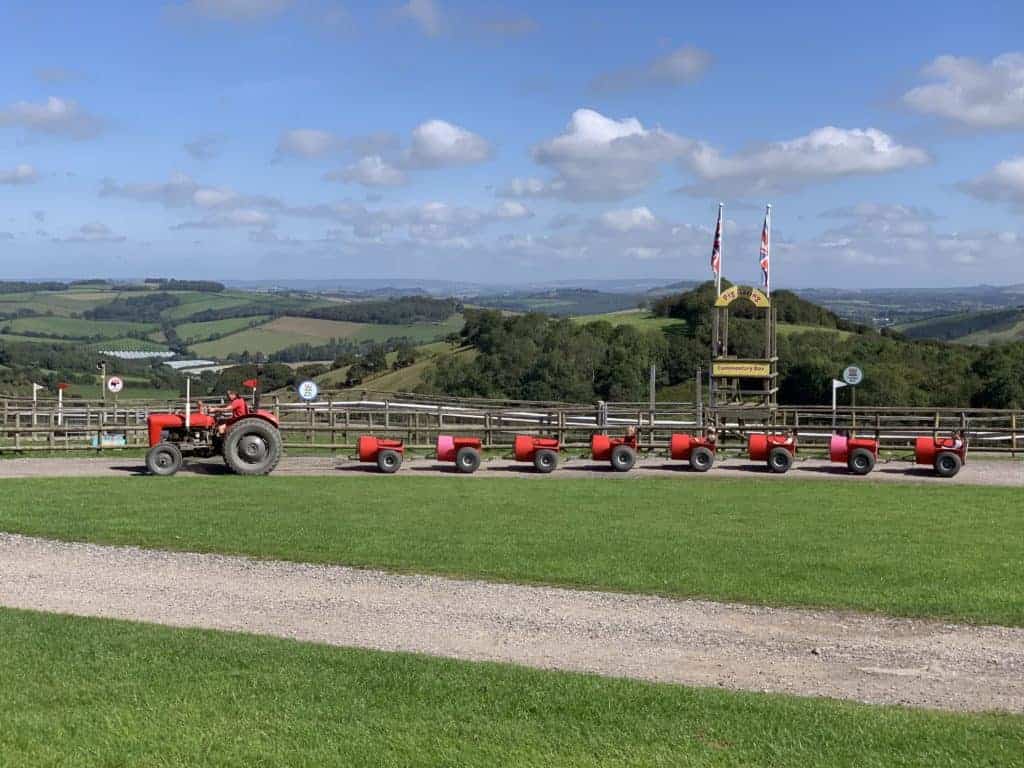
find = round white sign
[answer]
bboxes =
[297,379,319,402]
[842,366,863,386]
[107,376,124,394]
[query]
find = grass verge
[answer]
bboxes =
[1,477,1022,625]
[1,608,1021,767]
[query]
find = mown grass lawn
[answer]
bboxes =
[1,608,1021,767]
[1,476,1022,625]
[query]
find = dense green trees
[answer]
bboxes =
[85,293,180,322]
[427,283,1024,409]
[426,309,666,401]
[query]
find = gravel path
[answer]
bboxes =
[1,533,1021,714]
[0,454,1022,486]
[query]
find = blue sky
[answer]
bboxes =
[1,0,1023,287]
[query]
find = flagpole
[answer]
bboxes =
[718,202,724,296]
[765,203,772,298]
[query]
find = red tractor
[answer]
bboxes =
[145,379,282,476]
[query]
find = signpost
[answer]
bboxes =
[297,379,320,402]
[833,366,864,429]
[57,382,70,426]
[107,376,124,395]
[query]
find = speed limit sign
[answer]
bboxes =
[107,376,124,394]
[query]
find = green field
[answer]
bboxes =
[3,316,157,339]
[2,609,1020,767]
[2,477,1022,625]
[191,314,464,358]
[572,308,686,331]
[175,315,270,343]
[571,309,851,339]
[775,323,854,339]
[1,609,1017,768]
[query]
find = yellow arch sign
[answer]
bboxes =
[714,285,770,308]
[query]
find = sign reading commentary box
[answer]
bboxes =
[712,361,772,378]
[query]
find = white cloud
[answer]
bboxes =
[960,156,1024,212]
[170,0,294,22]
[172,209,273,229]
[682,127,930,196]
[493,201,533,219]
[592,46,712,92]
[405,119,491,168]
[599,206,658,232]
[498,177,548,197]
[904,53,1024,129]
[275,128,341,159]
[395,0,443,36]
[525,109,691,201]
[55,222,126,243]
[326,155,408,187]
[100,173,280,212]
[0,164,38,185]
[0,96,103,140]
[801,204,1021,270]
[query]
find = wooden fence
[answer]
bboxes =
[1,391,1021,457]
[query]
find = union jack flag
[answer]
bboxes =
[710,205,722,277]
[759,210,770,288]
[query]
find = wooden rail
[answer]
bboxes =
[1,393,1020,457]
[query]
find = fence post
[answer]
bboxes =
[1012,413,1017,458]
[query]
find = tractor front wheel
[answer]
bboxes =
[223,418,282,476]
[146,442,183,476]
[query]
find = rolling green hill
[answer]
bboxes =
[897,308,1024,345]
[191,314,464,359]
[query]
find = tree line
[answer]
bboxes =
[422,282,1024,409]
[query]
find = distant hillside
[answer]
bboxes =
[897,308,1024,345]
[471,289,645,316]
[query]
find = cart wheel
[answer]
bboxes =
[690,446,715,472]
[610,444,636,472]
[377,449,403,474]
[533,448,558,474]
[767,446,793,474]
[847,448,875,475]
[455,446,481,474]
[933,451,962,478]
[146,442,183,476]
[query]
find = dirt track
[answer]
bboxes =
[1,532,1021,714]
[0,454,1021,486]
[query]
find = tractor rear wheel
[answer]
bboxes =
[377,449,402,474]
[690,446,714,472]
[533,448,558,474]
[847,448,875,475]
[934,451,962,478]
[146,442,183,476]
[610,444,636,472]
[767,446,793,474]
[455,446,481,474]
[223,418,282,476]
